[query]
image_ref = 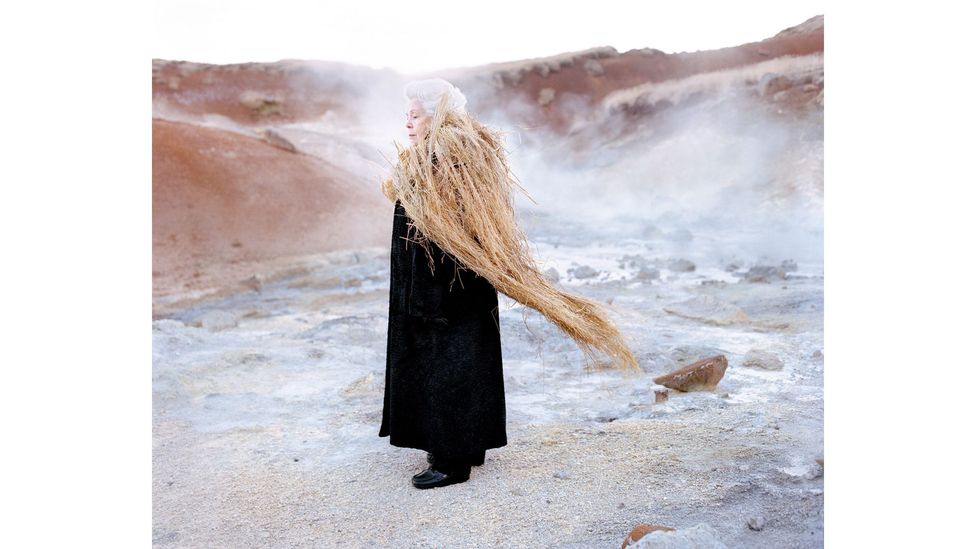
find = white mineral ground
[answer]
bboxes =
[153,185,824,548]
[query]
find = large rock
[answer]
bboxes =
[667,258,696,272]
[570,265,599,279]
[738,264,788,283]
[742,349,784,370]
[630,523,728,548]
[653,355,728,392]
[621,524,675,549]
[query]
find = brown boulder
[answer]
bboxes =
[622,524,675,549]
[653,355,728,392]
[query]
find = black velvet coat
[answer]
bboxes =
[378,200,507,461]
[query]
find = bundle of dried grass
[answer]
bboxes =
[383,94,639,371]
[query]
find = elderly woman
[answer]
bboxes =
[378,79,637,489]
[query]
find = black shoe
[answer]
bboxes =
[411,464,471,489]
[412,467,437,482]
[414,453,464,480]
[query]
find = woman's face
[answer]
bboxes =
[405,98,431,145]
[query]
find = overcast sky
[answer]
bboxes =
[154,0,823,75]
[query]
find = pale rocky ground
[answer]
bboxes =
[153,229,824,548]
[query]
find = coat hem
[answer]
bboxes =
[377,433,508,454]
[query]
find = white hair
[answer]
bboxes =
[404,78,467,116]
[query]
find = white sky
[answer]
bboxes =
[154,0,824,75]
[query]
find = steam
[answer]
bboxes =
[497,88,824,267]
[295,61,825,268]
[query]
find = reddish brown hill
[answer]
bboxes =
[151,59,397,126]
[152,119,389,315]
[432,15,823,131]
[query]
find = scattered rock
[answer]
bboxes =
[758,72,791,97]
[807,461,824,479]
[747,516,766,531]
[192,310,238,331]
[619,254,649,269]
[724,262,740,272]
[538,87,556,106]
[781,259,798,272]
[622,524,675,548]
[653,355,728,392]
[152,318,186,333]
[238,90,284,116]
[637,266,660,281]
[654,388,670,403]
[630,523,728,548]
[243,274,263,292]
[341,372,381,397]
[741,349,784,370]
[241,308,269,320]
[663,296,750,326]
[739,265,787,283]
[306,348,325,360]
[583,59,605,76]
[553,470,571,480]
[636,352,677,374]
[262,129,297,153]
[811,350,823,359]
[570,265,599,279]
[778,461,823,482]
[544,267,560,283]
[667,259,696,272]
